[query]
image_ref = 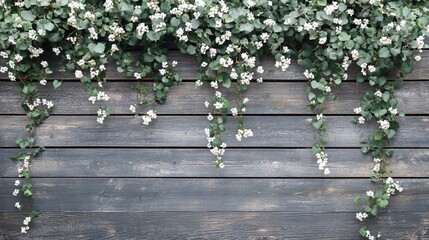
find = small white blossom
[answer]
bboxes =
[75,70,83,79]
[354,107,362,114]
[374,90,383,97]
[13,189,20,196]
[378,119,390,130]
[356,212,368,221]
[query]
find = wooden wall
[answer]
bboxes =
[0,46,429,239]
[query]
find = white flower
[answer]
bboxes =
[13,189,20,196]
[204,101,210,108]
[389,107,398,115]
[353,107,362,114]
[146,110,157,119]
[134,73,141,79]
[15,202,22,209]
[231,108,238,116]
[214,102,223,109]
[351,49,359,61]
[372,163,380,172]
[325,86,331,93]
[415,55,421,61]
[358,116,365,124]
[316,113,323,121]
[319,37,327,44]
[356,212,368,221]
[324,168,330,175]
[195,80,203,87]
[207,113,213,121]
[380,36,392,45]
[142,115,152,125]
[377,120,390,130]
[23,217,31,226]
[366,190,374,198]
[75,70,83,79]
[15,180,21,186]
[129,105,136,113]
[40,61,48,68]
[210,81,218,89]
[374,90,383,97]
[218,162,225,168]
[303,70,314,79]
[21,227,29,234]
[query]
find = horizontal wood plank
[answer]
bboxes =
[0,178,428,212]
[1,81,428,115]
[1,50,429,81]
[1,149,428,178]
[1,116,428,148]
[0,211,428,239]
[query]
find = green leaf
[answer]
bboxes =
[359,227,367,237]
[317,0,327,6]
[386,129,396,139]
[312,120,323,129]
[370,205,379,216]
[45,68,53,75]
[377,198,389,208]
[93,43,106,54]
[21,11,36,21]
[53,80,61,89]
[379,47,391,58]
[239,23,254,33]
[24,189,33,197]
[374,131,383,141]
[354,196,361,204]
[373,109,387,117]
[338,32,351,41]
[386,149,394,157]
[222,78,231,88]
[186,45,196,55]
[88,43,106,54]
[382,91,390,102]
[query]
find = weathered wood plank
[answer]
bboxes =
[1,149,428,178]
[0,211,428,239]
[1,81,428,115]
[1,50,429,80]
[0,179,428,212]
[1,116,428,148]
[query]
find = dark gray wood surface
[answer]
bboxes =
[1,50,429,81]
[1,212,428,240]
[0,48,428,239]
[1,81,428,115]
[1,148,428,178]
[1,116,429,147]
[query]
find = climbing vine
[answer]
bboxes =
[1,0,428,238]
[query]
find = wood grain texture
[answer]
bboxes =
[1,148,428,178]
[1,50,429,80]
[1,81,428,115]
[0,211,428,240]
[1,116,429,147]
[1,178,428,212]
